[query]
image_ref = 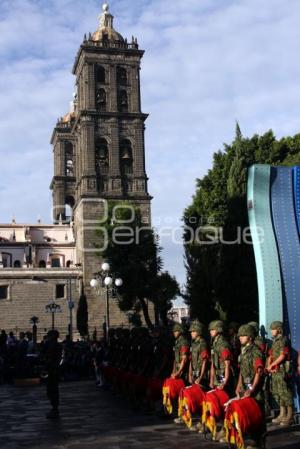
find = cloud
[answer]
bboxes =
[1,0,300,295]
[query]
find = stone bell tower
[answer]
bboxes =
[50,2,152,329]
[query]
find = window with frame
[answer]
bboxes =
[95,138,109,173]
[120,139,133,175]
[0,285,8,300]
[118,90,128,112]
[65,142,74,177]
[56,284,65,299]
[2,253,12,268]
[51,258,61,268]
[117,66,127,85]
[96,88,107,111]
[96,65,105,83]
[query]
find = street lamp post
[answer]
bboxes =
[45,301,62,331]
[90,262,123,340]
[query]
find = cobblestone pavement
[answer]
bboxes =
[0,381,300,449]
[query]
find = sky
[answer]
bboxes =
[1,0,300,295]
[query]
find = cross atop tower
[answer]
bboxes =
[98,2,114,29]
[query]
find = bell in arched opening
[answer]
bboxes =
[95,138,109,172]
[120,140,133,176]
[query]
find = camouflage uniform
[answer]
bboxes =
[173,323,189,379]
[269,329,293,407]
[237,325,266,449]
[210,322,233,391]
[238,325,265,402]
[189,321,209,384]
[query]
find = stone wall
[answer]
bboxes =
[0,267,155,339]
[0,269,81,339]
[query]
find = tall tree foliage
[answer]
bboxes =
[183,127,300,324]
[76,287,89,337]
[96,202,179,327]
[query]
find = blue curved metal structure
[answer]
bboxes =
[293,166,300,236]
[247,165,283,336]
[248,164,300,409]
[270,166,300,350]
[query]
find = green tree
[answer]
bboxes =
[96,202,179,328]
[154,271,180,326]
[76,287,89,337]
[183,127,300,324]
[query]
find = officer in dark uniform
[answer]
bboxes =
[44,330,62,419]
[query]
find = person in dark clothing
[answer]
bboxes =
[44,330,62,419]
[0,330,7,348]
[16,332,29,378]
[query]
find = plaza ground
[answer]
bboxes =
[0,381,300,449]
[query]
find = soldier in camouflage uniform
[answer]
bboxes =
[248,321,270,416]
[209,320,233,393]
[236,325,265,449]
[172,323,190,424]
[187,320,209,432]
[208,320,234,442]
[171,323,190,380]
[267,321,293,426]
[188,320,209,387]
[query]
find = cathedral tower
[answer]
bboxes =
[50,2,152,329]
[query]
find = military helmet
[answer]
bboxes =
[208,320,224,333]
[189,320,204,335]
[237,324,255,339]
[173,323,184,333]
[248,321,259,336]
[270,321,283,331]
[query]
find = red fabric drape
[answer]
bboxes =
[179,384,206,428]
[224,397,264,449]
[202,389,229,438]
[162,378,185,414]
